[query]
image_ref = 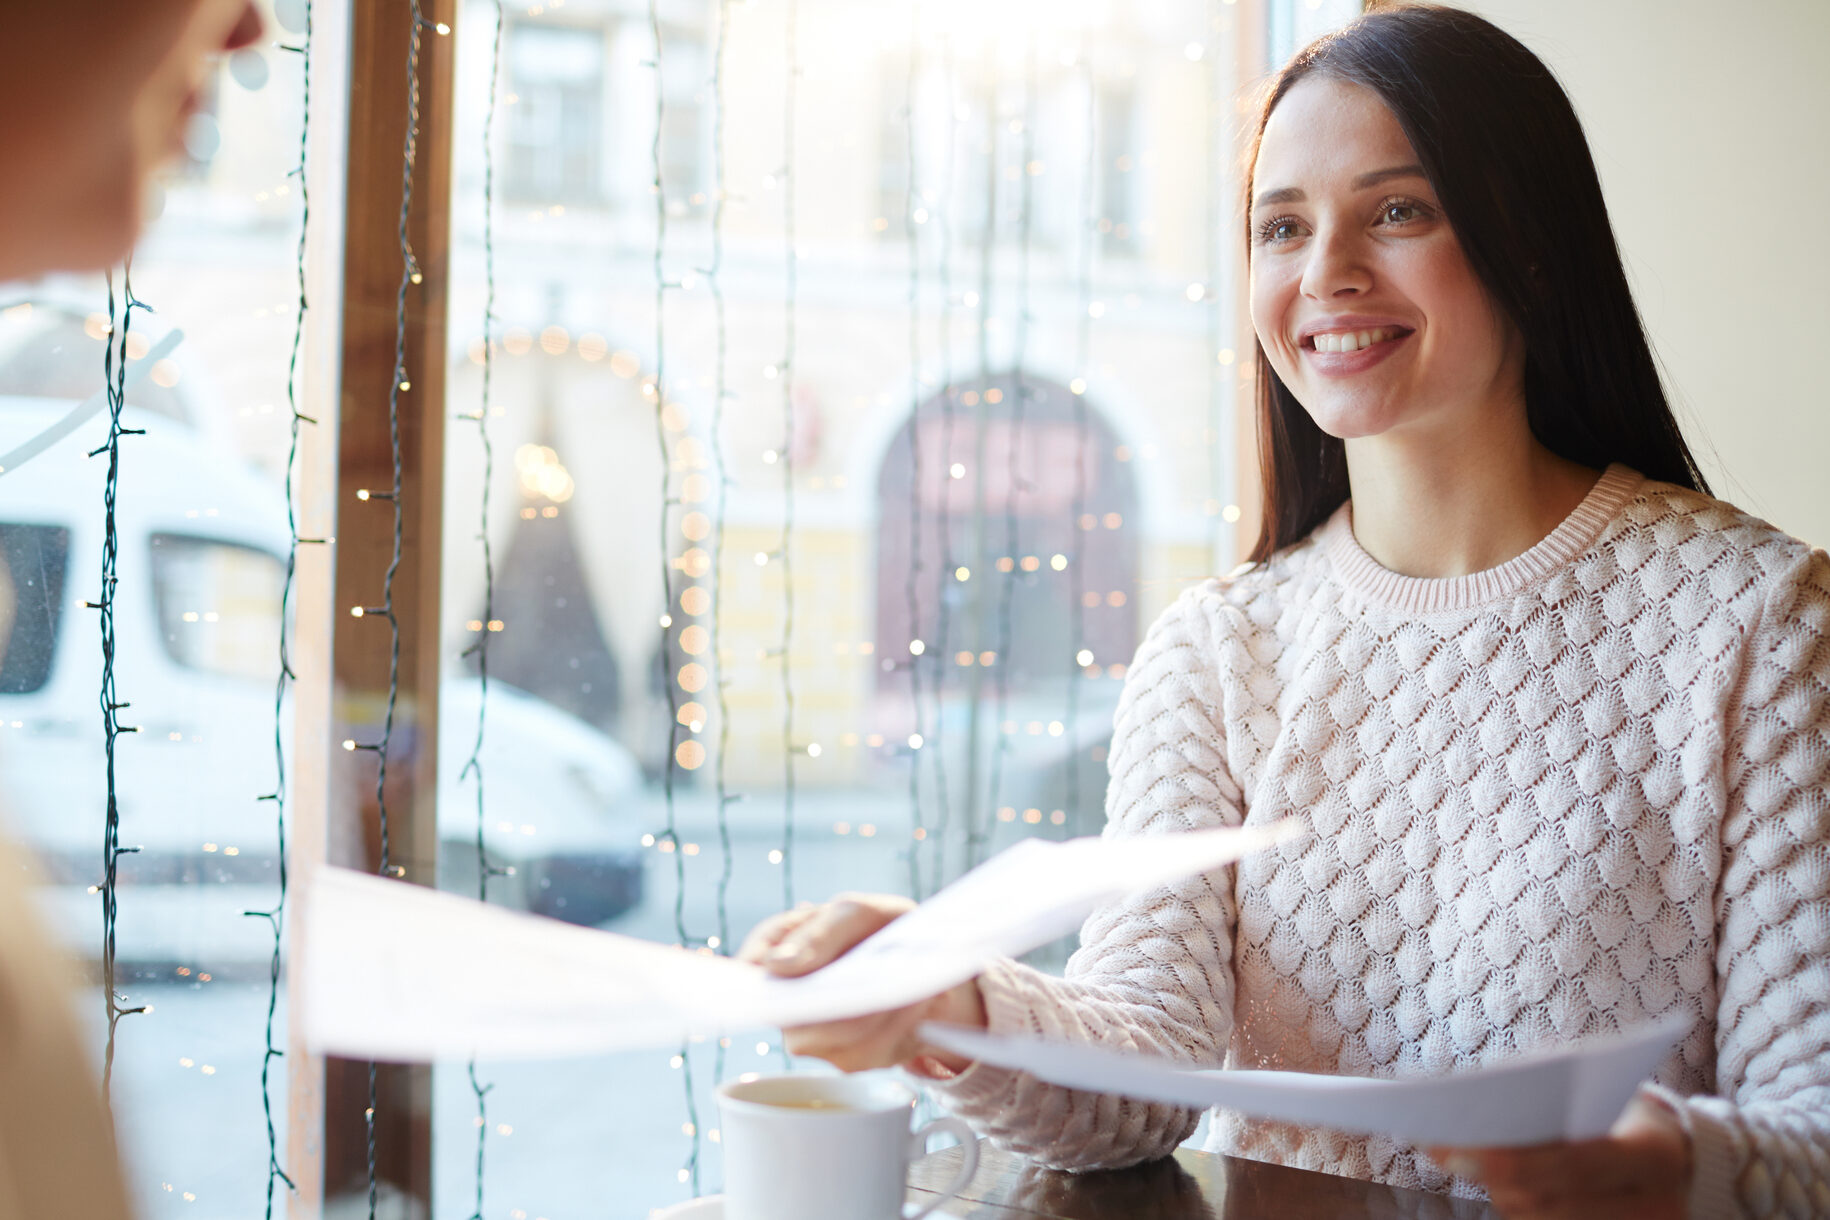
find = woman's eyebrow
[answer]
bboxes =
[1251,164,1428,211]
[1351,163,1427,189]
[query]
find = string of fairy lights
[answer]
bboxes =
[899,24,1113,894]
[902,3,929,901]
[982,40,1041,870]
[95,267,149,1100]
[774,0,802,916]
[460,3,508,1217]
[705,0,739,1093]
[247,3,316,1214]
[960,65,999,873]
[645,0,706,1195]
[1204,0,1228,566]
[342,3,436,1214]
[921,32,961,890]
[1065,49,1099,836]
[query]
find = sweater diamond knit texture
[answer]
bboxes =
[930,467,1830,1218]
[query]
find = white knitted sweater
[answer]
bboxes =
[932,466,1830,1218]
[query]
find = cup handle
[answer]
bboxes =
[902,1116,980,1220]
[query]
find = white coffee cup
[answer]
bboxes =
[716,1072,979,1220]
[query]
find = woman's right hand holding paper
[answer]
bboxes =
[738,893,987,1076]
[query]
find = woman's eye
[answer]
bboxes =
[1258,217,1305,243]
[1380,202,1421,225]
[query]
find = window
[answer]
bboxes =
[0,2,1369,1216]
[434,2,1279,1211]
[504,22,607,205]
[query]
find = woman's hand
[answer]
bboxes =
[1426,1093,1692,1219]
[737,893,987,1075]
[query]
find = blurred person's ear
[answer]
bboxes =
[0,0,264,282]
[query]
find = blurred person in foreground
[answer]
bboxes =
[741,7,1830,1219]
[0,4,262,1216]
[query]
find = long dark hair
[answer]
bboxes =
[1244,4,1709,564]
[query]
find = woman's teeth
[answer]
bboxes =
[1311,327,1400,353]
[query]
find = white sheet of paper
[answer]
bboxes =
[920,1016,1689,1147]
[299,821,1293,1062]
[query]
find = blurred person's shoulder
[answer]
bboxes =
[0,832,133,1220]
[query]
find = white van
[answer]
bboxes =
[0,302,645,976]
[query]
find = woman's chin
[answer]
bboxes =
[1297,395,1410,443]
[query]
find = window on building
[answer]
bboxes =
[505,22,607,205]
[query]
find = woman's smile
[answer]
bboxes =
[1297,318,1416,376]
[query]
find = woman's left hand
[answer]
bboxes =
[1426,1093,1692,1219]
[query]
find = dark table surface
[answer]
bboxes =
[908,1139,1499,1219]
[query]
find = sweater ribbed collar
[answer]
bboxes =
[1318,463,1645,615]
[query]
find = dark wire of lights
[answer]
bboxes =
[923,33,959,887]
[901,0,927,900]
[702,0,740,1091]
[246,7,318,1213]
[961,58,998,873]
[1203,0,1229,569]
[776,0,801,916]
[645,0,703,1194]
[1207,1,1222,567]
[346,4,434,1215]
[982,40,1039,859]
[94,266,149,1100]
[1065,48,1097,834]
[459,3,508,1216]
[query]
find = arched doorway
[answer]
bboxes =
[875,373,1140,872]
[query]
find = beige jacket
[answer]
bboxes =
[0,834,132,1220]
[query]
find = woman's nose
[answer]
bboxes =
[224,2,265,52]
[1299,228,1372,300]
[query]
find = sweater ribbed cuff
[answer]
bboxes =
[919,957,1037,1115]
[1641,1083,1741,1220]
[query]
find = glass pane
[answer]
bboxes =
[432,1,1379,1215]
[0,9,322,1215]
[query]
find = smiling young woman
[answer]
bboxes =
[1242,6,1710,577]
[740,7,1830,1219]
